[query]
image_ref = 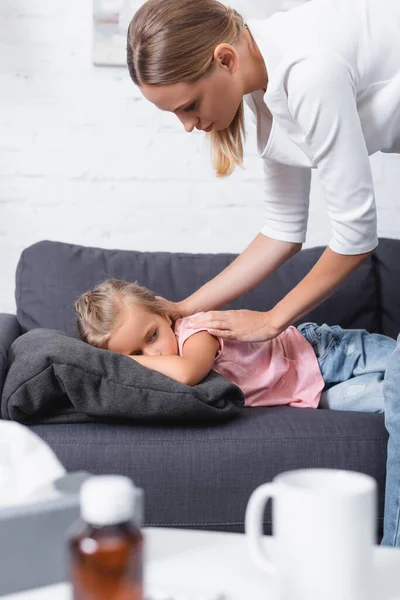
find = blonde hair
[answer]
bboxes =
[126,0,246,177]
[74,279,167,349]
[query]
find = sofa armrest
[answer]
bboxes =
[0,314,20,353]
[0,314,21,398]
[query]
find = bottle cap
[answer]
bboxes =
[80,475,137,526]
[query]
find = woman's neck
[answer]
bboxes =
[241,27,268,95]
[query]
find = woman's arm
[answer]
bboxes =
[270,246,371,330]
[161,161,310,320]
[187,57,378,341]
[189,247,371,341]
[177,233,302,316]
[129,331,220,386]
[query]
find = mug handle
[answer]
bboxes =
[245,483,277,576]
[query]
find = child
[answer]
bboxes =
[75,278,400,547]
[75,279,396,414]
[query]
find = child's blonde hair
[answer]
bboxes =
[75,279,167,348]
[126,0,246,177]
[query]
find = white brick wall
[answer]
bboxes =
[1,0,400,313]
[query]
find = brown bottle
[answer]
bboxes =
[69,475,143,600]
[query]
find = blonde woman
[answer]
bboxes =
[127,0,400,342]
[126,0,400,546]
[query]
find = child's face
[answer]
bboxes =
[107,306,179,357]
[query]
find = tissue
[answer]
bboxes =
[0,421,65,508]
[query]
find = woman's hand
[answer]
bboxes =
[187,309,284,342]
[155,296,191,321]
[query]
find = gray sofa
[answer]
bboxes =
[1,238,399,536]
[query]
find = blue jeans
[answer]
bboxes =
[381,336,400,546]
[298,323,398,546]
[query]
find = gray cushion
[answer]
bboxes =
[2,329,244,424]
[16,240,379,336]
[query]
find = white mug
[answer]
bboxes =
[245,468,377,600]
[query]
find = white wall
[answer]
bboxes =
[1,0,400,313]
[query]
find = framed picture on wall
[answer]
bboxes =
[93,0,141,66]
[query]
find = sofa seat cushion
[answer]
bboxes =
[31,406,388,535]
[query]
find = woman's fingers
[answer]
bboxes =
[155,295,183,320]
[207,328,236,339]
[189,309,283,342]
[189,311,233,328]
[202,319,234,332]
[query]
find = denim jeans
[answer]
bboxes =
[298,323,396,412]
[381,335,400,546]
[298,322,399,546]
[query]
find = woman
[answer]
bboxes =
[127,0,400,342]
[126,0,400,546]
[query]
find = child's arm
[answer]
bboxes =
[128,331,220,386]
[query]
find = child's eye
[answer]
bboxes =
[149,330,158,341]
[184,102,196,113]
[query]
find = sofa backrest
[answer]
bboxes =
[374,238,400,339]
[15,239,388,337]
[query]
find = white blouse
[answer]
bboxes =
[245,0,400,255]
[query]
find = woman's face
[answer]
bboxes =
[139,46,243,133]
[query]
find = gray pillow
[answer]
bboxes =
[2,329,244,424]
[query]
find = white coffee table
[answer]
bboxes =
[2,527,400,600]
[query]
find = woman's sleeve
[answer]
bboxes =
[260,159,311,244]
[286,55,378,255]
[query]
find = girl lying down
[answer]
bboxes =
[75,279,395,413]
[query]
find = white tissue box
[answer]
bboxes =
[0,471,90,596]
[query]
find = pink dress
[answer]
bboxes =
[174,316,324,408]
